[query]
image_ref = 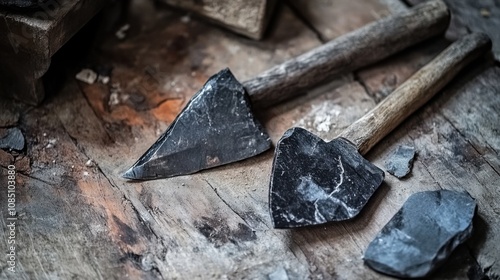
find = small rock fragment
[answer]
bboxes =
[98,75,110,85]
[480,8,490,18]
[46,139,57,149]
[108,92,120,107]
[115,24,130,40]
[385,145,416,178]
[76,69,98,84]
[0,127,25,151]
[108,82,122,107]
[364,190,476,278]
[96,65,112,84]
[85,159,94,167]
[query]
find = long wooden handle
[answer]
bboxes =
[339,33,491,155]
[243,0,450,109]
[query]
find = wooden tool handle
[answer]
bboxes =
[243,0,450,109]
[339,33,492,155]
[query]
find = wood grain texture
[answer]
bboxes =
[244,0,450,108]
[2,0,500,279]
[339,33,492,155]
[406,0,500,61]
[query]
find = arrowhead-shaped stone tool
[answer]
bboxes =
[270,128,384,228]
[124,2,451,180]
[269,33,490,228]
[364,190,476,278]
[124,69,271,180]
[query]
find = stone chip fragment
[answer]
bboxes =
[385,145,416,178]
[0,127,25,151]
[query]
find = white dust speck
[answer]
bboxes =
[296,102,341,133]
[115,24,130,40]
[75,69,97,84]
[181,15,191,23]
[85,159,94,167]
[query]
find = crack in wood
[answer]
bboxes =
[203,179,253,230]
[439,112,500,178]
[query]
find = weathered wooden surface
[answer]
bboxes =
[159,0,277,40]
[1,0,499,279]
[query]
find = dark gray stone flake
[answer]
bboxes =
[269,127,384,228]
[123,68,271,180]
[364,190,476,278]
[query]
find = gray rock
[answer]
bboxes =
[269,127,385,228]
[364,190,476,278]
[385,145,416,178]
[0,127,25,151]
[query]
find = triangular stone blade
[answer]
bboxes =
[124,68,271,180]
[269,127,384,228]
[364,190,476,278]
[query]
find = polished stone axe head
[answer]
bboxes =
[123,69,271,180]
[269,127,384,228]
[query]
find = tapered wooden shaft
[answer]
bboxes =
[339,33,492,155]
[243,0,450,109]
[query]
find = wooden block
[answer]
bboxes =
[0,0,105,105]
[159,0,277,40]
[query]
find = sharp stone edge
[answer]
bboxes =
[364,190,476,278]
[269,127,384,228]
[123,68,271,180]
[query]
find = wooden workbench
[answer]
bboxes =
[1,0,499,279]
